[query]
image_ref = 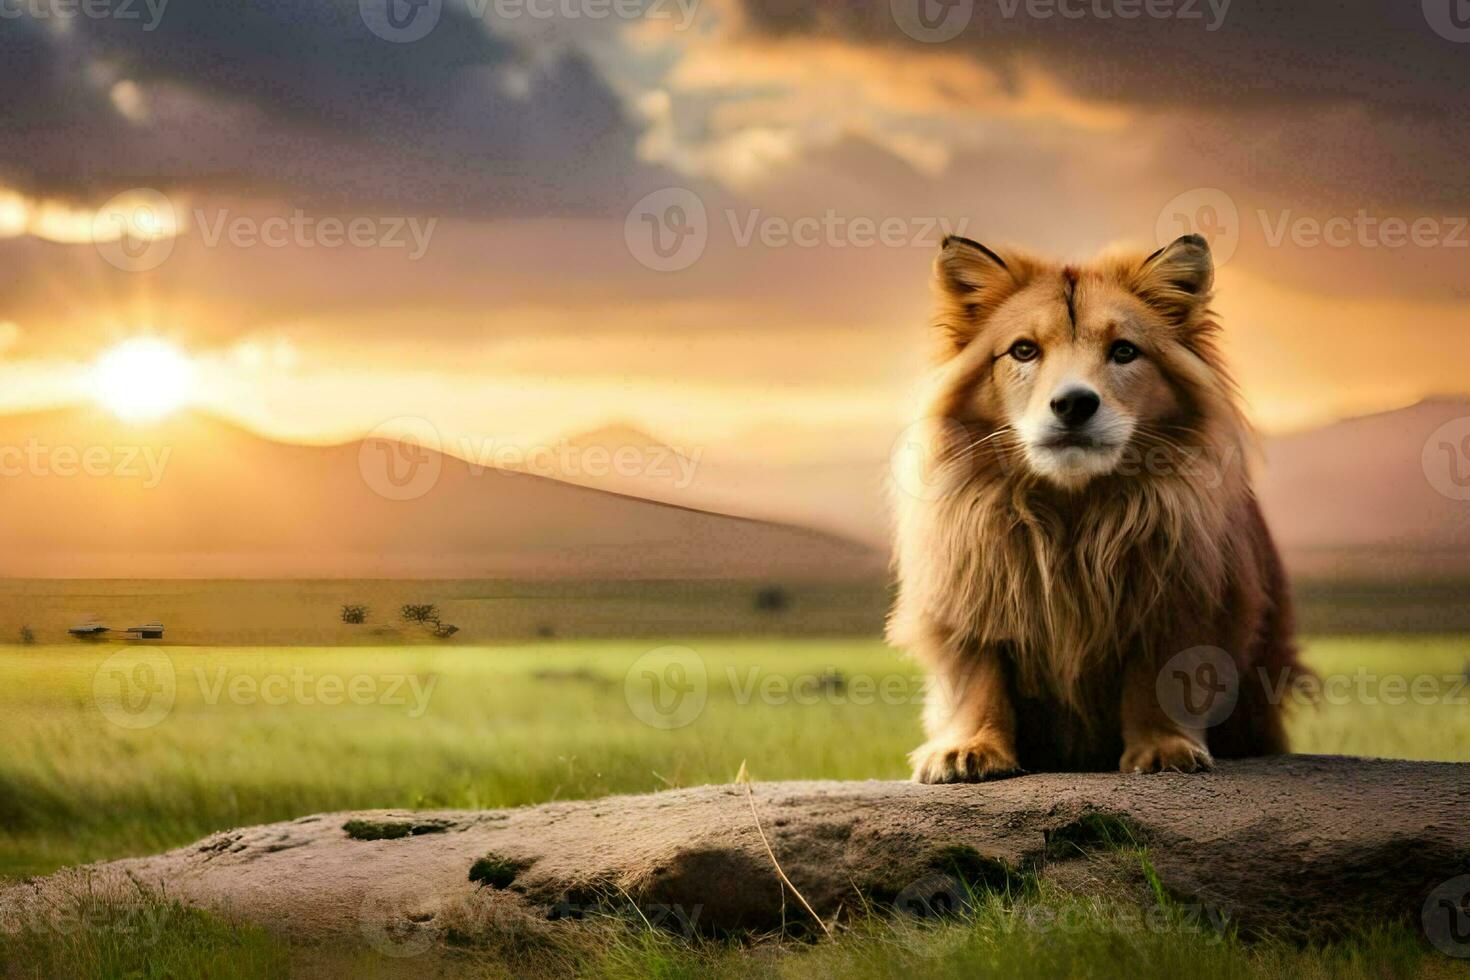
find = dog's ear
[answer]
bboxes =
[1130,234,1213,323]
[931,236,1021,356]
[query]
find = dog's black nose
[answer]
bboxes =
[1050,387,1100,427]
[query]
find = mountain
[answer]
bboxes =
[558,399,1470,581]
[0,409,884,579]
[551,423,892,548]
[1256,397,1470,579]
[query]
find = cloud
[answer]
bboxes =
[0,1,664,215]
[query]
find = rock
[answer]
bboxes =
[2,757,1466,952]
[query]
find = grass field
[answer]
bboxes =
[1,635,1468,977]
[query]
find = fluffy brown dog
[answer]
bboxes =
[890,233,1298,781]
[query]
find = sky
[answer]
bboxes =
[0,0,1467,466]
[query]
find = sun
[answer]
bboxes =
[91,338,196,422]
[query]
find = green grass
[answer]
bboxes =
[0,635,1467,977]
[0,878,1447,980]
[1,636,1468,879]
[0,895,288,980]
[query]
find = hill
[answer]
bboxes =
[0,409,884,579]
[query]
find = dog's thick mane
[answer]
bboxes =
[891,246,1257,713]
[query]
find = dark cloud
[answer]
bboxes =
[731,0,1470,211]
[738,0,1467,116]
[0,1,657,214]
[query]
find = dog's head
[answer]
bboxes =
[926,233,1233,489]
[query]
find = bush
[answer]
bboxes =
[754,586,790,613]
[401,603,439,625]
[340,604,368,625]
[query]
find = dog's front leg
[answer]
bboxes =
[909,637,1020,783]
[1119,653,1214,773]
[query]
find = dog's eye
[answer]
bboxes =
[1110,341,1139,364]
[1008,340,1040,362]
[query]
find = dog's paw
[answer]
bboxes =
[910,735,1021,784]
[1120,733,1214,774]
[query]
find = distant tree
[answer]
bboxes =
[18,626,35,645]
[341,604,369,625]
[401,603,440,625]
[754,586,790,613]
[535,624,556,639]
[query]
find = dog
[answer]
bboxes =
[890,233,1299,781]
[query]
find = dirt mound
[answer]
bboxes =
[3,757,1467,955]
